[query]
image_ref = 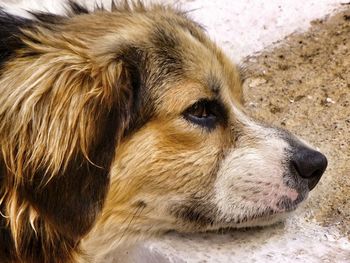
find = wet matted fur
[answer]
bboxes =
[0,1,327,262]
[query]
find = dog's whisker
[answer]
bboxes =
[114,204,146,248]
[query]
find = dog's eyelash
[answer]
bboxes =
[183,99,225,130]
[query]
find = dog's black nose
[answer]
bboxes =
[291,147,328,191]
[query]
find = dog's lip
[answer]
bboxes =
[275,191,307,212]
[222,208,292,225]
[221,193,307,226]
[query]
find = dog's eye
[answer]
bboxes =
[183,99,220,129]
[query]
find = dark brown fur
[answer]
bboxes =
[0,2,154,262]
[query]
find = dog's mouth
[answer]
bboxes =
[172,180,310,232]
[276,191,307,211]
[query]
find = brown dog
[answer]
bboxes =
[0,1,327,262]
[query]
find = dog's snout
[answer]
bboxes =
[291,147,328,191]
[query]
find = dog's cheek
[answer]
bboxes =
[106,120,225,230]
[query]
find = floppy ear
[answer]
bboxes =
[0,14,137,261]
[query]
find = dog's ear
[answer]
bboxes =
[0,14,139,259]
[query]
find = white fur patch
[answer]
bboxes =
[213,105,299,226]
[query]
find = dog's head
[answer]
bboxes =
[0,1,327,260]
[74,2,327,243]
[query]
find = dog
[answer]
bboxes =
[0,1,328,262]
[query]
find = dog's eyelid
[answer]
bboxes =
[184,98,220,114]
[182,98,227,130]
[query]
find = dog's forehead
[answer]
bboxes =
[80,9,242,114]
[147,19,243,112]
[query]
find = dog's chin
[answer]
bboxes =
[208,211,293,232]
[211,191,308,231]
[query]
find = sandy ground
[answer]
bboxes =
[243,8,350,237]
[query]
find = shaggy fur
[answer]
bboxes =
[0,1,327,262]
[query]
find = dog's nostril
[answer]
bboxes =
[291,147,328,191]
